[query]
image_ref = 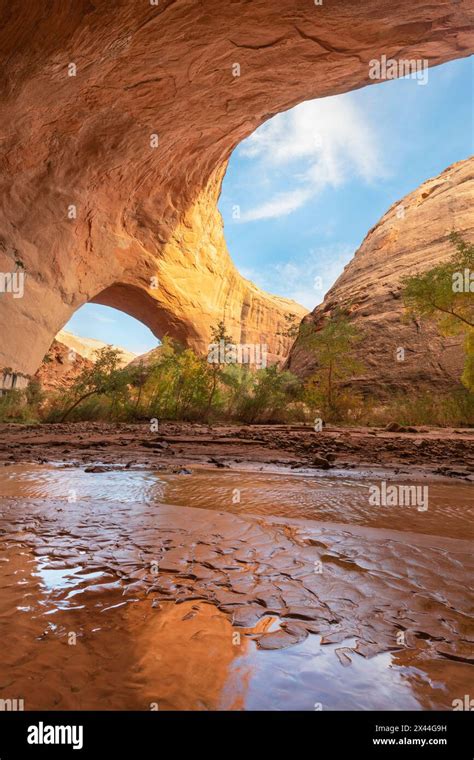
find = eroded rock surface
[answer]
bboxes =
[34,339,93,392]
[0,0,472,375]
[0,491,472,707]
[55,330,137,366]
[1,421,473,480]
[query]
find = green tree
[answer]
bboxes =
[172,349,212,418]
[205,320,233,417]
[299,311,365,419]
[220,364,255,418]
[235,364,300,424]
[402,232,474,390]
[143,337,179,416]
[128,361,150,416]
[59,346,130,421]
[143,338,214,420]
[26,378,44,408]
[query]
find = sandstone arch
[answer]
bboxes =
[91,282,197,348]
[0,0,472,378]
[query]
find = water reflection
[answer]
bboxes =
[0,464,472,710]
[1,463,472,539]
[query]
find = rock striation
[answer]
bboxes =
[0,1,472,378]
[287,159,474,396]
[56,330,137,367]
[35,331,137,391]
[35,339,93,393]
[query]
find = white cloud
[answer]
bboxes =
[240,244,354,310]
[239,188,312,221]
[93,314,116,324]
[239,95,384,221]
[275,245,354,309]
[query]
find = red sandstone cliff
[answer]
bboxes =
[0,0,471,379]
[287,158,474,397]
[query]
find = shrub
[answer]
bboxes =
[0,389,40,423]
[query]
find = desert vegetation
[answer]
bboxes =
[2,232,473,428]
[1,308,472,427]
[402,232,474,391]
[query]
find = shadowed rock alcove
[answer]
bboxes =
[0,0,472,378]
[90,283,192,348]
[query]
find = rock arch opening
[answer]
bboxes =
[216,56,472,399]
[0,0,471,383]
[219,57,473,317]
[64,302,157,361]
[90,283,193,350]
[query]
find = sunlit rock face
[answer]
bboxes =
[55,330,136,366]
[34,340,93,393]
[287,158,474,396]
[0,0,471,376]
[34,330,137,393]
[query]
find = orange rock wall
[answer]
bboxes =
[0,0,472,375]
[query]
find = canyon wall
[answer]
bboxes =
[287,158,474,397]
[34,330,136,391]
[0,0,472,379]
[35,339,93,393]
[56,330,137,366]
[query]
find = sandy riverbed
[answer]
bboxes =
[0,426,472,710]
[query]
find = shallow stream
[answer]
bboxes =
[0,464,472,710]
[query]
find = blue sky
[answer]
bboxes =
[66,56,473,354]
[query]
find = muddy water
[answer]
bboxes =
[0,463,472,711]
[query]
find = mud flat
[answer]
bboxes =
[0,421,472,480]
[0,453,472,710]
